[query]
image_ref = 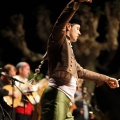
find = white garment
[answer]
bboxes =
[48,76,77,102]
[14,75,29,92]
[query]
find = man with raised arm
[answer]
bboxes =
[40,0,119,120]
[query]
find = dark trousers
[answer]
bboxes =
[16,113,32,120]
[0,104,15,120]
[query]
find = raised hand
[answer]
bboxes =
[77,0,92,3]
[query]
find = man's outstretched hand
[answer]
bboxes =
[105,77,119,89]
[96,77,119,88]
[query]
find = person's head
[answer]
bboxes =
[83,87,88,99]
[66,18,82,42]
[2,64,16,82]
[77,78,83,91]
[83,91,88,99]
[16,62,30,79]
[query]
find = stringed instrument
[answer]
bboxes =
[25,91,40,105]
[3,82,35,106]
[3,82,41,107]
[27,78,49,105]
[3,85,22,108]
[18,81,41,105]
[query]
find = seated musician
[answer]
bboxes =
[0,64,17,120]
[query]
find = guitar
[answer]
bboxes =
[3,83,39,107]
[3,79,47,107]
[20,82,41,105]
[25,91,40,105]
[3,85,22,108]
[26,78,49,105]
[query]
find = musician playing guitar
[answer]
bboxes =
[0,64,17,120]
[14,62,34,120]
